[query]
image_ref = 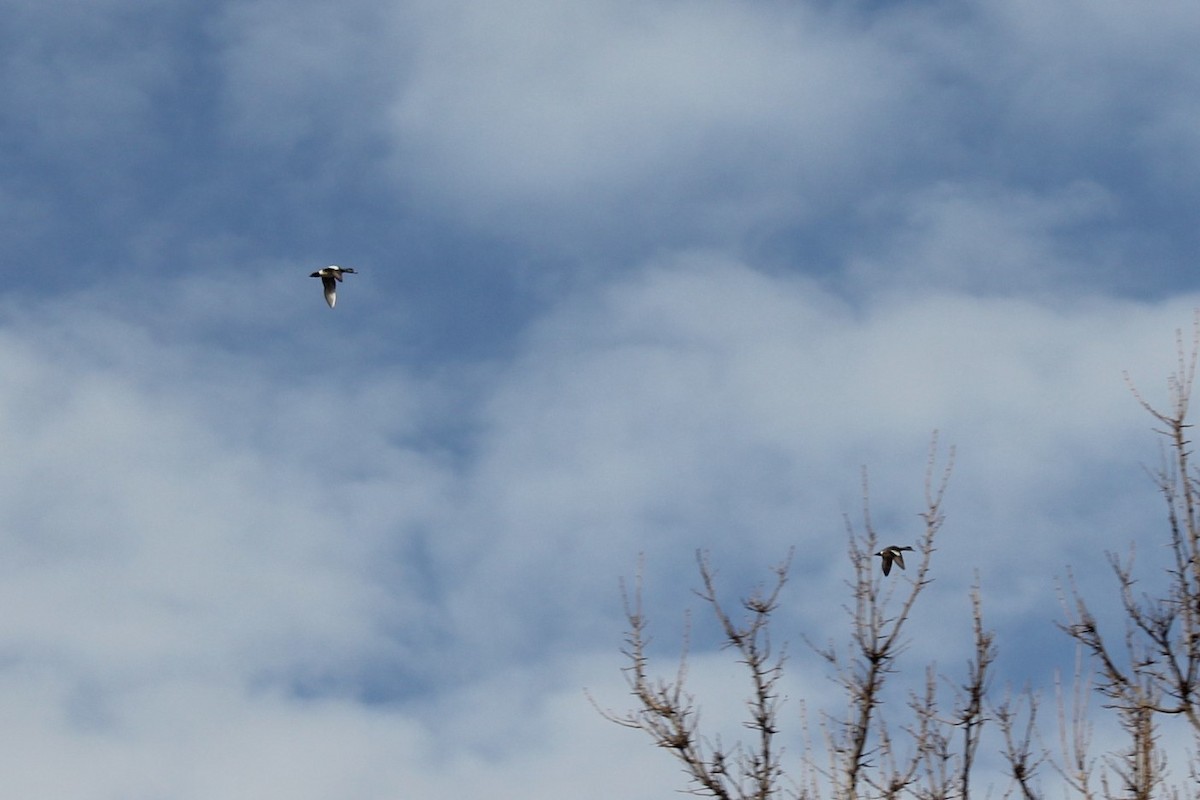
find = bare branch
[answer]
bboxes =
[815,435,953,799]
[995,687,1044,800]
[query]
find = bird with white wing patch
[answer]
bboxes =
[310,265,358,308]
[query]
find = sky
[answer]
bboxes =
[2,0,1200,796]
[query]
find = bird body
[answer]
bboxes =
[310,265,357,308]
[874,545,914,576]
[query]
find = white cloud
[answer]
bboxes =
[846,180,1124,294]
[344,253,1194,674]
[150,0,1200,285]
[386,0,917,248]
[2,252,1198,795]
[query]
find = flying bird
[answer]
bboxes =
[874,545,914,576]
[310,265,357,308]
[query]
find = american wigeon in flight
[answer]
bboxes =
[874,545,914,576]
[310,265,357,308]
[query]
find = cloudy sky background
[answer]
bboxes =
[3,0,1200,796]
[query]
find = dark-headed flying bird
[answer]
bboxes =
[310,265,357,308]
[874,545,914,576]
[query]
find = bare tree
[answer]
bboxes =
[1058,321,1200,798]
[592,550,791,800]
[593,439,1023,800]
[995,684,1044,800]
[808,442,953,799]
[595,319,1200,800]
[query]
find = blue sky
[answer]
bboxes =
[3,0,1200,796]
